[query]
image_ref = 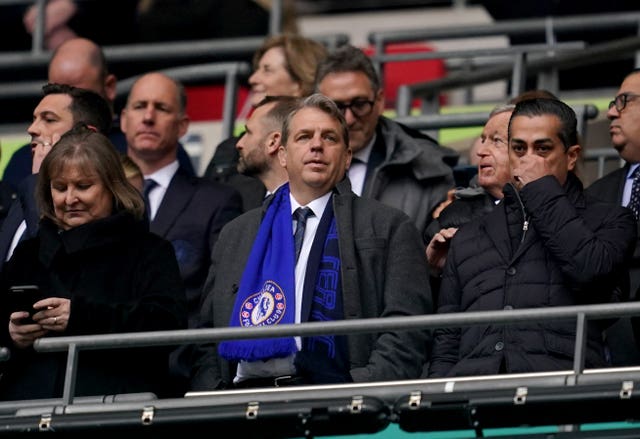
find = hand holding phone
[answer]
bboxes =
[7,285,43,323]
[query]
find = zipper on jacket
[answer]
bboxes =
[507,183,529,243]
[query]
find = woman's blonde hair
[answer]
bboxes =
[36,124,145,227]
[253,34,328,97]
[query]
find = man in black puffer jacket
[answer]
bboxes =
[429,98,637,377]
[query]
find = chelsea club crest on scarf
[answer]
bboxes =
[240,280,287,327]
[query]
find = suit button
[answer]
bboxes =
[504,305,513,310]
[506,267,516,275]
[495,341,504,351]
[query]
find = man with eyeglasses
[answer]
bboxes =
[315,45,458,240]
[587,69,640,367]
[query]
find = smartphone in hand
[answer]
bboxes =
[7,285,43,323]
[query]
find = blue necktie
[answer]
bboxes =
[143,179,158,220]
[293,207,313,262]
[629,168,640,221]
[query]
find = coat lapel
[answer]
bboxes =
[150,169,195,237]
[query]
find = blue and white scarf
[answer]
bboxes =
[218,184,298,361]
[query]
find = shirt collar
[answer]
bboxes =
[289,191,332,219]
[352,133,376,164]
[144,160,179,189]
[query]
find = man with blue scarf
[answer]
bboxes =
[190,94,433,389]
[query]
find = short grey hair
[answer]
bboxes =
[281,93,349,148]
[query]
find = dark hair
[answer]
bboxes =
[36,123,145,227]
[281,93,349,148]
[255,95,301,132]
[509,89,559,105]
[42,83,112,134]
[314,44,381,94]
[509,98,578,150]
[253,34,328,97]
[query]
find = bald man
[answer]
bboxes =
[4,38,195,190]
[121,72,242,393]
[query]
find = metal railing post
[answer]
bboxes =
[61,343,78,405]
[31,0,46,55]
[268,0,282,36]
[221,67,239,140]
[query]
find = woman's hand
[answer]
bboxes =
[9,312,48,349]
[32,297,71,332]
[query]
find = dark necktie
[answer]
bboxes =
[629,167,640,221]
[293,207,313,262]
[143,179,158,220]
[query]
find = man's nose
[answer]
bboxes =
[27,120,39,138]
[143,105,155,121]
[310,133,324,149]
[606,104,619,120]
[343,108,357,125]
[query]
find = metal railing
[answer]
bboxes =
[0,0,288,54]
[370,41,586,93]
[29,302,640,405]
[368,11,640,75]
[394,102,598,148]
[0,302,637,435]
[114,62,251,140]
[395,36,640,116]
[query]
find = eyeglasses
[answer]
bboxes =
[608,93,640,112]
[333,98,375,117]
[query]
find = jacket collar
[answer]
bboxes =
[376,116,457,181]
[38,212,144,266]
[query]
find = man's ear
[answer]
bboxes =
[566,144,581,172]
[277,145,287,168]
[177,114,190,138]
[120,108,128,133]
[266,132,281,155]
[104,74,117,105]
[374,88,385,116]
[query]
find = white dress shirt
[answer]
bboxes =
[348,134,376,196]
[143,161,179,221]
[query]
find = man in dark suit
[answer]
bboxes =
[586,69,640,366]
[0,83,112,272]
[121,71,242,326]
[3,37,195,191]
[120,72,242,392]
